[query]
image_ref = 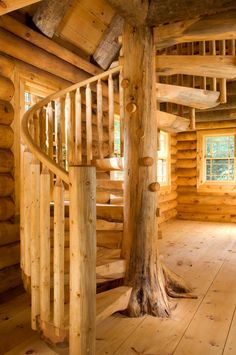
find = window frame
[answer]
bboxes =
[157,130,171,190]
[197,128,236,192]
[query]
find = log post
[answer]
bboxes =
[39,166,51,323]
[30,158,40,329]
[122,23,170,316]
[69,166,96,355]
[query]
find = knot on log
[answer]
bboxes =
[126,102,137,113]
[149,182,160,192]
[156,207,160,217]
[139,156,154,166]
[121,79,130,88]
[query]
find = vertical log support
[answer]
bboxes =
[40,166,51,323]
[69,166,96,355]
[30,158,41,329]
[122,23,169,317]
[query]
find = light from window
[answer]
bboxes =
[157,131,169,185]
[205,135,235,182]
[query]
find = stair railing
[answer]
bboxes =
[21,65,124,354]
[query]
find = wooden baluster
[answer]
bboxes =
[40,166,51,323]
[231,39,235,56]
[97,79,104,159]
[191,42,195,88]
[209,40,217,91]
[200,41,207,90]
[47,102,54,195]
[60,97,66,169]
[21,147,32,282]
[55,98,61,165]
[66,92,76,166]
[54,178,65,331]
[119,69,125,156]
[33,111,39,146]
[39,107,47,152]
[30,158,40,330]
[219,40,227,103]
[189,107,196,130]
[75,88,82,165]
[177,44,183,116]
[108,74,114,156]
[69,166,96,355]
[86,83,92,164]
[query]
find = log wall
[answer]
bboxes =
[158,134,178,225]
[176,121,236,223]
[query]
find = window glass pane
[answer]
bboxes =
[114,115,121,156]
[205,135,235,182]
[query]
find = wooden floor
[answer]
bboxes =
[2,219,236,355]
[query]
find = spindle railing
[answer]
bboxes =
[21,65,124,354]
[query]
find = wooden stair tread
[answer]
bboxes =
[95,157,124,171]
[96,286,132,324]
[157,110,190,133]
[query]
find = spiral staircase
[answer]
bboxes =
[20,38,235,353]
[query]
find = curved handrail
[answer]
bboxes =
[21,65,122,184]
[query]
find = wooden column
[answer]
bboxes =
[122,23,169,317]
[69,166,96,355]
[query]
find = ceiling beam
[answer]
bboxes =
[93,14,124,70]
[0,0,41,15]
[157,110,190,133]
[33,0,71,38]
[0,15,101,76]
[156,55,236,79]
[154,11,236,49]
[195,108,236,122]
[156,83,220,110]
[107,0,236,26]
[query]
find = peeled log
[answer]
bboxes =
[0,100,14,125]
[0,54,14,78]
[0,222,19,246]
[0,174,14,196]
[0,198,15,220]
[0,75,14,101]
[0,125,14,148]
[0,149,14,172]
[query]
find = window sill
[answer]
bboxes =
[197,182,236,193]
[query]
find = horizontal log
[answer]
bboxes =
[0,125,14,149]
[0,54,14,77]
[159,199,177,213]
[0,100,14,125]
[0,28,89,84]
[177,186,197,194]
[177,203,236,215]
[97,230,123,249]
[196,109,236,123]
[0,198,15,221]
[177,177,197,186]
[176,159,197,169]
[170,136,177,146]
[95,157,124,171]
[0,241,19,269]
[0,174,14,196]
[178,193,236,206]
[177,150,196,159]
[177,132,197,141]
[96,192,110,204]
[176,141,197,150]
[177,168,197,177]
[0,15,101,76]
[97,180,123,195]
[0,264,21,294]
[0,1,42,15]
[158,208,177,224]
[96,205,123,222]
[159,191,177,203]
[177,211,236,223]
[200,95,236,112]
[154,11,236,49]
[157,110,189,133]
[196,120,236,130]
[0,222,19,246]
[0,75,14,101]
[156,83,220,109]
[156,56,236,79]
[0,149,14,173]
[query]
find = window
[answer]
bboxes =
[197,129,236,190]
[157,131,170,186]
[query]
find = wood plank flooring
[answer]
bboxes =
[2,220,236,355]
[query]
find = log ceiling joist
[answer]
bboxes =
[0,15,101,76]
[33,0,71,38]
[107,0,236,26]
[0,0,41,15]
[156,56,236,79]
[157,110,190,133]
[154,11,236,49]
[156,83,220,110]
[93,14,124,70]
